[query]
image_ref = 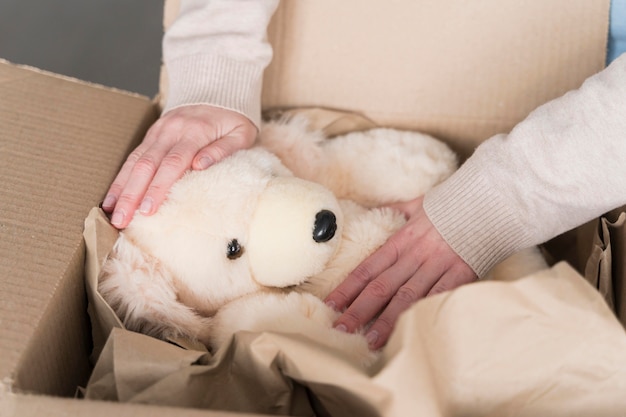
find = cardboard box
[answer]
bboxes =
[0,61,273,416]
[2,1,624,415]
[0,60,146,413]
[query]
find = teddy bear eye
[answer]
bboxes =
[226,239,244,260]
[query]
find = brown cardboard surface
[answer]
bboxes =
[5,393,265,417]
[262,0,609,158]
[0,60,157,399]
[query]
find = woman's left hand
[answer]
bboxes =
[324,196,477,350]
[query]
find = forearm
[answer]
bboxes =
[162,0,280,128]
[424,54,626,277]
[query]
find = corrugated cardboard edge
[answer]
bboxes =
[0,59,159,397]
[0,58,150,101]
[1,392,270,417]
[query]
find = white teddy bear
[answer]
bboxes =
[98,116,544,366]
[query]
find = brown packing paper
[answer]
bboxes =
[263,107,378,138]
[86,329,322,416]
[84,207,626,416]
[84,207,125,363]
[580,206,626,326]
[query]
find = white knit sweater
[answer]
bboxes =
[163,0,279,128]
[425,54,626,276]
[163,0,626,277]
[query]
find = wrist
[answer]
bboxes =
[423,156,532,278]
[163,54,265,128]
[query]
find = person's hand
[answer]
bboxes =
[324,196,477,350]
[102,105,257,229]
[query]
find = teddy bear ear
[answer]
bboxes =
[98,234,213,346]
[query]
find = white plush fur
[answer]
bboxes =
[99,116,546,366]
[259,117,459,206]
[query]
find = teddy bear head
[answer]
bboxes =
[99,147,344,342]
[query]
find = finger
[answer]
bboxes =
[332,253,423,333]
[365,270,444,350]
[363,262,443,350]
[102,142,152,212]
[192,126,257,170]
[109,142,171,228]
[427,262,477,296]
[366,261,477,350]
[102,119,165,215]
[324,237,401,312]
[138,141,201,215]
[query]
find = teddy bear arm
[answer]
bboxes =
[212,292,377,366]
[257,117,331,182]
[256,120,361,199]
[319,129,459,206]
[259,118,459,206]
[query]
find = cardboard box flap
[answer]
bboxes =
[262,0,610,158]
[0,60,157,396]
[160,0,609,157]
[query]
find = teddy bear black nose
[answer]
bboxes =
[313,210,337,243]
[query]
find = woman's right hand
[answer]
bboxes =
[102,104,258,229]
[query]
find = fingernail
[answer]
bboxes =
[366,330,379,347]
[325,300,337,311]
[139,197,153,214]
[111,210,125,227]
[335,324,348,333]
[102,194,116,211]
[197,157,213,170]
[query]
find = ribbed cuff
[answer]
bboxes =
[423,160,532,278]
[163,54,265,128]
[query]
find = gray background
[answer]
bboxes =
[0,0,163,97]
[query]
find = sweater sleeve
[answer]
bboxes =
[424,53,626,278]
[162,0,280,128]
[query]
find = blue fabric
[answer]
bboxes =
[608,0,626,64]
